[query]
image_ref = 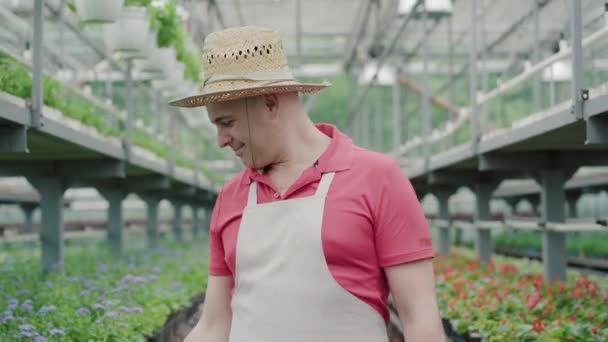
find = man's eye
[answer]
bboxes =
[220,120,233,127]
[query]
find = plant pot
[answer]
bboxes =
[140,47,174,74]
[104,6,151,57]
[8,0,32,13]
[75,0,123,24]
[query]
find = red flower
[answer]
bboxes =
[533,319,544,333]
[526,294,542,310]
[593,327,598,335]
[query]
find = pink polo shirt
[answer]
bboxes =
[208,124,434,323]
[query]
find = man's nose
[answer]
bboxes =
[217,132,231,148]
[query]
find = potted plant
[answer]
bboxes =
[140,46,175,74]
[73,0,123,23]
[104,5,152,57]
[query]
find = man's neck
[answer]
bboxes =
[262,122,330,176]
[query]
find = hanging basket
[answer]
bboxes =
[104,6,151,58]
[74,0,124,24]
[140,47,175,74]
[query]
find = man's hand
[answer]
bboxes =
[184,275,233,342]
[385,258,446,342]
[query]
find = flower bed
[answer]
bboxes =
[0,239,208,341]
[435,249,608,341]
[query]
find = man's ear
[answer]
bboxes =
[263,94,280,114]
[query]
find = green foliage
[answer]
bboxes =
[201,167,225,186]
[132,128,169,159]
[148,1,200,82]
[494,231,608,259]
[125,0,152,6]
[0,238,208,341]
[0,58,120,138]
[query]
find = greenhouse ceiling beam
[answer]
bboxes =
[344,0,424,127]
[398,73,460,115]
[435,0,554,96]
[208,0,227,29]
[233,0,245,26]
[0,6,83,72]
[343,0,375,73]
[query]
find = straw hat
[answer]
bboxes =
[168,26,331,108]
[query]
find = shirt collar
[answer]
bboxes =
[240,123,354,185]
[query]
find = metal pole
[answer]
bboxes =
[392,74,401,149]
[363,103,370,149]
[480,4,488,135]
[421,5,431,170]
[375,92,383,151]
[532,0,541,112]
[125,60,134,158]
[469,0,480,153]
[345,0,424,127]
[169,109,176,175]
[295,0,302,66]
[570,0,584,119]
[447,13,455,146]
[31,0,44,128]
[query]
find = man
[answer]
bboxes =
[170,26,446,342]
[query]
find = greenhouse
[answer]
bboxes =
[0,0,607,341]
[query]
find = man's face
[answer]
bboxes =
[207,96,277,168]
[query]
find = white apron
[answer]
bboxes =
[229,172,389,342]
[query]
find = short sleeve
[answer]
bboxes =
[373,160,434,267]
[208,189,232,276]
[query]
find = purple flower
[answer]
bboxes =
[45,281,54,289]
[20,331,36,338]
[171,281,182,289]
[18,289,31,297]
[36,305,56,316]
[21,302,33,313]
[76,308,90,315]
[19,324,35,331]
[83,280,92,289]
[121,274,147,284]
[92,303,105,310]
[80,290,91,297]
[67,277,80,283]
[1,312,14,324]
[111,285,125,294]
[96,264,108,273]
[152,266,161,273]
[119,306,144,314]
[50,328,65,336]
[102,300,114,308]
[7,298,18,310]
[34,336,48,342]
[104,311,119,319]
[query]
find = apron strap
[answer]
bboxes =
[247,181,258,207]
[315,172,335,198]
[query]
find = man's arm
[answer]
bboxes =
[385,258,446,342]
[184,275,233,342]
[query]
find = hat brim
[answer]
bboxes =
[168,81,331,108]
